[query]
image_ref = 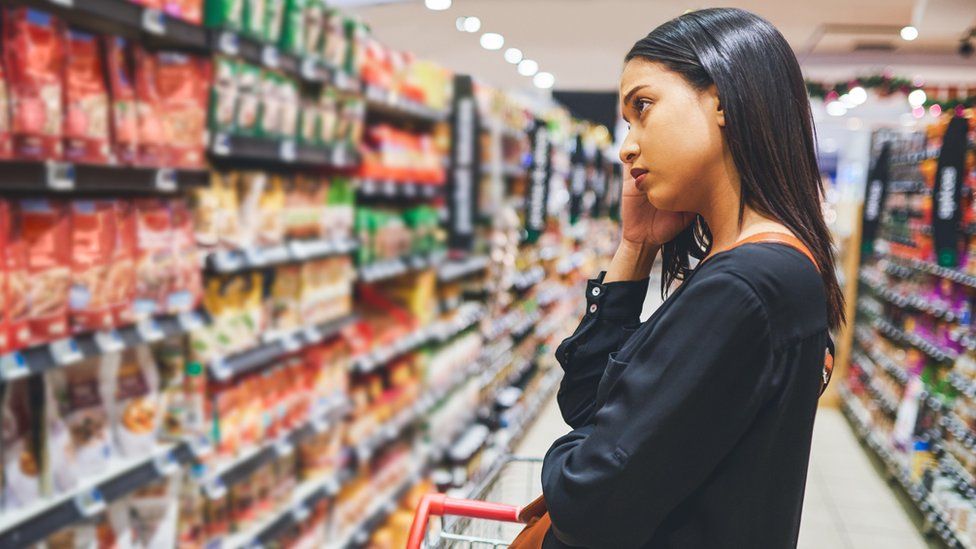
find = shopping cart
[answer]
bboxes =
[406,456,544,549]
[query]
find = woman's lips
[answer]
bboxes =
[631,168,648,189]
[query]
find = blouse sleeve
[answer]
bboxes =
[554,273,648,429]
[542,272,774,548]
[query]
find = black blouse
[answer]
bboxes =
[541,243,832,549]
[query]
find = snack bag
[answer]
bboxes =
[133,46,169,166]
[70,200,118,333]
[16,199,71,346]
[213,171,243,248]
[279,0,306,54]
[236,171,267,248]
[5,202,29,350]
[258,175,286,245]
[1,379,42,510]
[0,201,9,354]
[62,28,111,164]
[154,337,187,440]
[132,198,175,319]
[156,53,210,169]
[258,71,282,139]
[3,8,63,159]
[164,0,204,25]
[104,36,139,165]
[204,0,244,30]
[264,0,286,44]
[234,64,262,137]
[109,200,138,326]
[303,1,325,56]
[269,264,301,331]
[129,470,181,548]
[0,53,14,159]
[243,0,268,40]
[46,358,114,492]
[208,57,239,136]
[169,199,203,313]
[177,466,207,547]
[106,346,161,458]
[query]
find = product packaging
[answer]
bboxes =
[16,199,71,346]
[46,358,114,492]
[0,201,10,354]
[1,379,42,510]
[209,57,239,136]
[132,198,175,319]
[70,200,118,333]
[0,47,15,159]
[243,0,268,40]
[156,53,210,169]
[154,337,187,440]
[104,36,140,165]
[234,64,262,137]
[106,346,161,458]
[169,199,203,313]
[3,8,63,159]
[133,46,169,166]
[204,0,245,30]
[264,0,286,44]
[279,0,306,54]
[62,28,111,164]
[109,200,139,326]
[129,472,182,548]
[163,0,204,25]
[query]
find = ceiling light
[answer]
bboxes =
[900,25,918,41]
[463,16,481,33]
[534,72,555,89]
[480,32,504,50]
[848,86,867,105]
[908,89,926,107]
[504,48,523,64]
[839,94,857,108]
[455,16,466,31]
[825,101,847,117]
[518,59,538,76]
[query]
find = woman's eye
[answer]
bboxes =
[635,99,652,115]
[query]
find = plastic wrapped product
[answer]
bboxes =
[62,28,111,164]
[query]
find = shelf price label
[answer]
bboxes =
[46,161,75,191]
[177,311,205,332]
[301,57,319,81]
[212,133,232,156]
[74,488,107,518]
[279,139,297,162]
[217,31,239,55]
[262,46,280,69]
[154,168,177,192]
[331,145,347,166]
[94,330,125,354]
[0,353,28,381]
[137,319,165,342]
[141,9,166,35]
[48,0,73,6]
[50,338,83,366]
[152,450,180,477]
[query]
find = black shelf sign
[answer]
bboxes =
[446,75,480,252]
[933,116,969,268]
[569,134,586,225]
[590,149,608,219]
[860,142,891,258]
[524,119,552,243]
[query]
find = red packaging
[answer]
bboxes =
[167,199,202,313]
[132,47,168,167]
[15,199,71,346]
[110,200,138,326]
[132,199,174,319]
[62,28,110,164]
[69,200,117,333]
[6,205,29,351]
[0,202,8,353]
[3,8,63,160]
[0,57,13,159]
[162,0,203,25]
[104,37,139,165]
[156,53,210,169]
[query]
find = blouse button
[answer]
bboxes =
[589,304,598,314]
[591,287,601,297]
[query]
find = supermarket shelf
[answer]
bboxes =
[209,134,360,169]
[0,443,190,548]
[880,253,976,290]
[208,314,358,380]
[437,255,490,282]
[948,371,976,400]
[939,412,976,453]
[204,236,359,274]
[890,148,941,166]
[511,266,546,292]
[841,388,969,549]
[9,0,209,51]
[199,398,349,501]
[871,316,958,363]
[332,468,424,549]
[557,251,587,276]
[0,311,207,381]
[356,178,443,200]
[364,84,449,123]
[0,161,208,194]
[358,252,446,283]
[852,329,911,386]
[887,180,928,194]
[859,272,959,322]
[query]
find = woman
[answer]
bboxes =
[540,8,843,548]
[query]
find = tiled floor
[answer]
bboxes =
[515,397,936,548]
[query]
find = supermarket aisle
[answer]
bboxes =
[516,398,933,549]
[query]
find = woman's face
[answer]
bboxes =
[618,58,727,212]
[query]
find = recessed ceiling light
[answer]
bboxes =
[463,16,481,33]
[900,25,918,41]
[504,48,523,64]
[534,72,555,89]
[908,88,927,107]
[825,101,847,117]
[518,59,538,76]
[480,32,504,50]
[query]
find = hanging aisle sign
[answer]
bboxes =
[933,116,968,267]
[447,74,481,251]
[860,141,891,258]
[524,118,551,243]
[569,134,586,225]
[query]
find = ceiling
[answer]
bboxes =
[338,0,976,95]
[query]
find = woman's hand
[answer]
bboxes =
[605,168,695,283]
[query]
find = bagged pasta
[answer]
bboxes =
[168,199,203,314]
[70,200,118,333]
[104,36,139,165]
[132,198,174,319]
[16,199,71,346]
[133,46,168,167]
[109,200,138,326]
[156,53,210,169]
[106,346,161,458]
[62,28,111,164]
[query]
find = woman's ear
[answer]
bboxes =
[706,84,726,127]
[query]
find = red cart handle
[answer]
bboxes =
[406,493,524,549]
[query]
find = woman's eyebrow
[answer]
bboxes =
[621,85,648,109]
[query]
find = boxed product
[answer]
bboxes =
[104,36,139,165]
[133,46,169,166]
[156,52,210,169]
[106,346,161,458]
[16,199,71,346]
[1,379,42,510]
[46,358,114,492]
[3,8,63,159]
[70,200,118,333]
[62,28,111,164]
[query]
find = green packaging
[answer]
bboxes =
[234,64,263,137]
[265,0,286,44]
[209,57,240,134]
[279,0,307,54]
[205,0,245,30]
[244,0,267,40]
[303,1,326,56]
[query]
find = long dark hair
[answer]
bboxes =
[626,7,845,330]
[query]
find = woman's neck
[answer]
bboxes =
[701,189,792,256]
